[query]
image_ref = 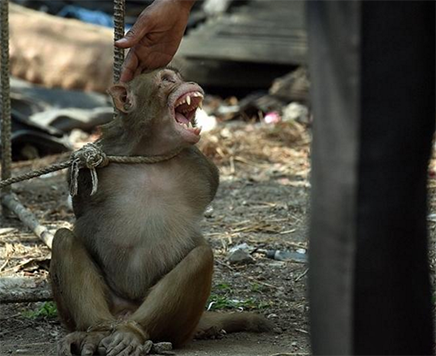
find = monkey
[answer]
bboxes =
[50,68,273,356]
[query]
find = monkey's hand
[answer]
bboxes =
[99,322,149,356]
[116,0,196,82]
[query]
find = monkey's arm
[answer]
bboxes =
[51,229,114,330]
[189,147,220,201]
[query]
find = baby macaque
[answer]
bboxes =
[50,68,272,356]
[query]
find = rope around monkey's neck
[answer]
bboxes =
[0,143,182,196]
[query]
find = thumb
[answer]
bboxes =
[115,14,150,48]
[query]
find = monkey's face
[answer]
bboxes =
[108,69,204,147]
[160,69,204,145]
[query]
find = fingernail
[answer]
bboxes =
[115,38,127,44]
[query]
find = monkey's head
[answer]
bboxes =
[108,68,204,149]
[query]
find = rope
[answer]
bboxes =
[0,144,182,196]
[69,143,109,196]
[113,0,125,121]
[1,0,12,196]
[113,0,125,84]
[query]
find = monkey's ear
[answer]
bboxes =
[107,83,136,113]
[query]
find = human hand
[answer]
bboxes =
[115,0,195,82]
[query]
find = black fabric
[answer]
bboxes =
[307,1,435,355]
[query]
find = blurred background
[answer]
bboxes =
[0,1,434,355]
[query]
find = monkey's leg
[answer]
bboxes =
[50,228,115,356]
[100,244,213,354]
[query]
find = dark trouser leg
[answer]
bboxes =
[307,1,435,355]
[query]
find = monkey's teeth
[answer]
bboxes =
[175,99,186,108]
[186,95,191,105]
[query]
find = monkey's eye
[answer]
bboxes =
[161,73,176,83]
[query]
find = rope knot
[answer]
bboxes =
[70,143,109,197]
[71,143,109,169]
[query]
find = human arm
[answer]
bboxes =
[115,0,196,82]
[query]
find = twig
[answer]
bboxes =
[229,156,235,174]
[294,268,309,282]
[280,229,296,235]
[295,328,309,334]
[0,256,47,275]
[0,258,10,272]
[215,259,235,270]
[283,241,308,249]
[246,275,280,290]
[229,220,251,226]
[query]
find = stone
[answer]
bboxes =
[227,249,255,264]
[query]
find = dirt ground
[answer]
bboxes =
[0,120,434,356]
[0,121,310,356]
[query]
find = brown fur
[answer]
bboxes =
[50,69,271,356]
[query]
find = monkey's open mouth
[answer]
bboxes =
[172,89,204,142]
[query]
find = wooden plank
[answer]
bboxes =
[194,20,307,33]
[233,1,305,19]
[185,33,307,47]
[178,0,307,65]
[206,15,304,30]
[236,0,304,11]
[179,39,306,65]
[190,22,307,39]
[197,15,302,27]
[182,35,306,48]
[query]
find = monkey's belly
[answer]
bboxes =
[91,229,198,301]
[75,170,205,300]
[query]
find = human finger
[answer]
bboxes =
[115,11,151,48]
[119,50,139,82]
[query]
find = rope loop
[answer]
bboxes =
[69,143,110,197]
[0,145,182,196]
[71,142,109,170]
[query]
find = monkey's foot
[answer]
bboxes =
[99,329,146,356]
[57,331,110,356]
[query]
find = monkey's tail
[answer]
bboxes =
[195,311,273,339]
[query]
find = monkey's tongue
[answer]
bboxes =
[175,113,190,124]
